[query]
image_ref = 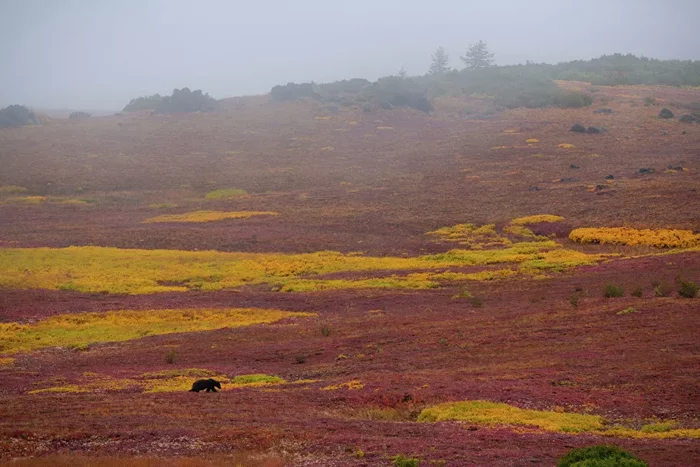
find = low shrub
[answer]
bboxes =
[554,92,594,108]
[0,105,38,128]
[321,325,331,337]
[568,293,581,308]
[165,349,176,364]
[603,284,624,298]
[156,88,218,113]
[654,283,673,297]
[678,279,698,298]
[124,89,217,113]
[393,455,420,467]
[631,287,643,297]
[557,445,647,467]
[271,82,321,101]
[69,111,91,120]
[123,94,163,111]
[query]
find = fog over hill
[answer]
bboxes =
[1,0,700,110]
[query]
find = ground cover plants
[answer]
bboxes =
[0,78,699,466]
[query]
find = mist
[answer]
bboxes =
[1,0,699,111]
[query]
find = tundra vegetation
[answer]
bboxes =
[0,52,699,466]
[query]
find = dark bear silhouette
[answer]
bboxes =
[190,378,221,392]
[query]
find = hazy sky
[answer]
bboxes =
[1,0,699,110]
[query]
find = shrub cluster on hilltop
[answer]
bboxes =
[123,94,163,112]
[0,105,39,128]
[270,48,700,112]
[123,88,218,113]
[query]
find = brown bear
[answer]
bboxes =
[189,378,221,392]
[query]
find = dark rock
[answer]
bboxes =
[639,168,655,174]
[586,126,602,134]
[605,174,614,180]
[560,177,578,183]
[682,131,687,135]
[570,123,586,133]
[594,108,614,114]
[658,108,674,119]
[570,164,580,169]
[528,186,540,192]
[679,114,697,123]
[362,104,372,113]
[667,165,683,171]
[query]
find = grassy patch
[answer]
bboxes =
[143,210,278,223]
[570,227,700,248]
[204,188,248,200]
[0,308,313,354]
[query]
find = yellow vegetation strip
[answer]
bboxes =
[418,400,700,439]
[570,227,700,248]
[143,210,278,223]
[28,370,300,394]
[0,243,611,294]
[0,308,314,354]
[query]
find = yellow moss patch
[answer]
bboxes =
[314,116,331,120]
[569,227,700,248]
[320,146,335,151]
[0,308,314,354]
[322,380,364,391]
[418,400,700,439]
[558,143,575,149]
[204,188,248,200]
[143,210,278,223]
[490,146,510,150]
[0,185,28,194]
[503,129,518,133]
[510,215,565,225]
[526,138,539,143]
